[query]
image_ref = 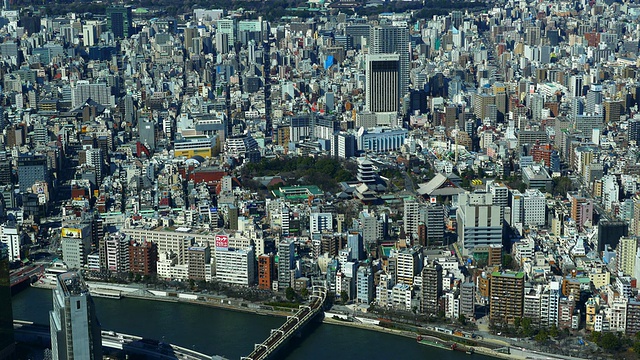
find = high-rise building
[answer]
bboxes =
[511,189,546,226]
[459,281,475,319]
[396,248,421,285]
[422,204,445,245]
[61,224,92,270]
[356,266,373,304]
[420,261,442,315]
[540,281,561,328]
[618,237,637,276]
[85,148,104,186]
[106,6,132,38]
[50,271,102,360]
[309,212,333,234]
[569,193,594,232]
[487,181,509,224]
[585,84,603,114]
[347,233,364,261]
[597,220,628,253]
[71,81,111,108]
[277,240,295,290]
[258,254,275,290]
[365,54,399,114]
[128,239,157,275]
[569,75,583,97]
[0,222,19,262]
[187,246,211,281]
[104,232,129,273]
[489,271,525,325]
[370,26,409,97]
[216,19,237,50]
[456,192,502,255]
[403,200,420,239]
[138,116,156,151]
[629,117,640,144]
[331,132,356,159]
[604,100,623,124]
[0,243,14,359]
[17,154,49,193]
[214,247,255,285]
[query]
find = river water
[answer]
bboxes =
[12,287,491,360]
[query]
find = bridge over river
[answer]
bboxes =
[242,286,327,360]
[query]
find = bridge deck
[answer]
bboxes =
[242,286,327,360]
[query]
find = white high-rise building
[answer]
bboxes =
[71,80,112,108]
[0,223,20,262]
[456,192,502,255]
[511,189,546,227]
[85,148,104,184]
[310,212,333,234]
[104,232,130,273]
[403,200,420,239]
[522,189,546,226]
[396,248,421,285]
[214,246,255,285]
[540,281,560,328]
[602,175,619,211]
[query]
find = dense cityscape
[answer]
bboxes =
[1,0,640,358]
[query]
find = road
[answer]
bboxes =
[14,321,222,360]
[402,170,416,193]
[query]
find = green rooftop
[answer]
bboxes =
[491,271,525,279]
[272,185,323,200]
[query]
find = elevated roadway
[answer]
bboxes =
[13,320,224,360]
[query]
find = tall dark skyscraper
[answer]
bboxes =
[0,243,15,359]
[17,154,49,193]
[365,54,399,114]
[50,272,102,360]
[370,26,409,97]
[106,6,133,39]
[263,38,272,138]
[629,117,640,145]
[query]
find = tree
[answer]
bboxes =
[300,287,309,299]
[522,317,533,337]
[552,177,574,197]
[340,290,349,304]
[285,287,296,301]
[535,329,548,343]
[514,317,521,329]
[549,324,559,338]
[458,314,467,326]
[502,254,515,270]
[599,332,621,351]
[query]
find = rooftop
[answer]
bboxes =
[58,271,89,296]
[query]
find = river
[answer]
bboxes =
[12,287,491,360]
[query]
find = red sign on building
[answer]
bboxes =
[215,235,229,249]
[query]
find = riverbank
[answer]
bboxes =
[31,281,581,360]
[322,317,520,360]
[32,280,296,318]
